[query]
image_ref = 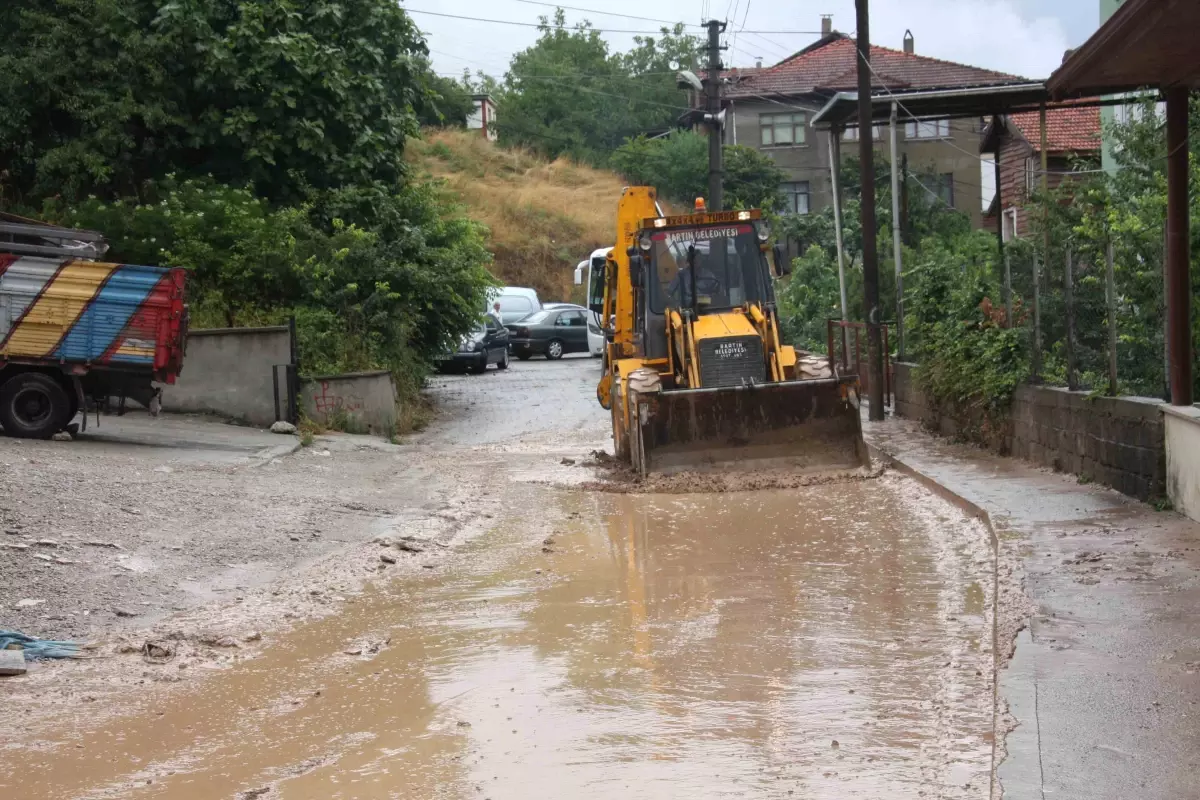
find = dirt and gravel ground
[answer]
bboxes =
[1,356,608,737]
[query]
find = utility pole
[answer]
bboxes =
[704,19,726,211]
[888,102,904,362]
[854,0,884,420]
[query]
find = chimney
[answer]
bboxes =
[1061,48,1076,64]
[755,58,763,69]
[820,14,833,36]
[903,29,914,54]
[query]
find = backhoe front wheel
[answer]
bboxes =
[0,372,70,439]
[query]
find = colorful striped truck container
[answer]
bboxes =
[0,253,187,438]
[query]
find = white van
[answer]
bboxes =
[488,286,541,324]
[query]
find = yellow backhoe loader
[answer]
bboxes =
[590,186,868,475]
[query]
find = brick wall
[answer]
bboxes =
[893,363,1166,500]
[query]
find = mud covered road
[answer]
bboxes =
[2,356,1010,799]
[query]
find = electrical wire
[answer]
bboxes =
[508,0,699,27]
[404,6,823,35]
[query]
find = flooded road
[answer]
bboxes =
[5,471,996,799]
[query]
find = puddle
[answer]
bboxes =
[1,476,995,799]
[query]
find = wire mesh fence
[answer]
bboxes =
[1004,232,1168,400]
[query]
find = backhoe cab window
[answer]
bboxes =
[648,224,765,313]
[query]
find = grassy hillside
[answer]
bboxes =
[407,129,626,303]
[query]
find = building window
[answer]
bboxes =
[904,118,950,139]
[931,173,954,206]
[760,112,807,146]
[843,124,882,141]
[781,182,810,215]
[1002,207,1018,242]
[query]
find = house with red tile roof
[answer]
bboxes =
[981,104,1102,239]
[715,20,1022,228]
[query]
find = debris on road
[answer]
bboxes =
[380,553,397,564]
[142,640,176,663]
[0,649,27,676]
[51,431,73,442]
[270,421,297,435]
[0,630,84,660]
[16,599,45,608]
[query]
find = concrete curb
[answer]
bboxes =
[251,438,302,465]
[867,440,1008,800]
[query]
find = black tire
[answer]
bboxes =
[0,372,70,439]
[469,356,487,375]
[545,339,565,360]
[497,348,510,370]
[516,352,533,361]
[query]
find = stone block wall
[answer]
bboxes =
[1009,386,1165,500]
[893,363,1166,501]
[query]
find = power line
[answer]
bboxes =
[508,0,699,28]
[404,6,823,35]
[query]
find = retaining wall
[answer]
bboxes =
[1164,405,1200,523]
[301,371,397,436]
[165,326,293,426]
[894,362,1166,501]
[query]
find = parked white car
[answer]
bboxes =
[487,286,541,324]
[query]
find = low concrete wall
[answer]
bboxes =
[301,371,397,436]
[894,363,1166,501]
[166,326,293,426]
[1164,405,1200,522]
[894,362,933,424]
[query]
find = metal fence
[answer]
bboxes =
[1003,233,1168,400]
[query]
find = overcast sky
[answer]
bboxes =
[413,0,1101,82]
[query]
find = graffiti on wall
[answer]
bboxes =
[311,381,364,416]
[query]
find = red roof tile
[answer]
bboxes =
[728,33,1021,98]
[1007,104,1102,153]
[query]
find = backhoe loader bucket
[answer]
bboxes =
[629,378,867,476]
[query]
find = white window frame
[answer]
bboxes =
[759,112,807,147]
[904,118,951,140]
[781,181,810,215]
[843,124,882,141]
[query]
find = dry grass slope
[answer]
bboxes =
[407,129,626,302]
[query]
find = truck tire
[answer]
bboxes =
[0,372,70,439]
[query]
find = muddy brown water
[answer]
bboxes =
[3,476,996,799]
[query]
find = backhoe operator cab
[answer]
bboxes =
[596,186,863,476]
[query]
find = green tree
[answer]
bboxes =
[611,131,787,210]
[0,0,429,205]
[497,11,698,163]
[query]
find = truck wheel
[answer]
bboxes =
[0,373,70,439]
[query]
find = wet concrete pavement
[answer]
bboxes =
[867,417,1200,799]
[7,355,1195,798]
[1,357,1013,799]
[2,473,996,799]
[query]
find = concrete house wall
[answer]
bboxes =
[730,100,986,228]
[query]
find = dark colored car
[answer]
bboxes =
[506,308,591,360]
[437,316,510,373]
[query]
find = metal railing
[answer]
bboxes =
[827,319,892,408]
